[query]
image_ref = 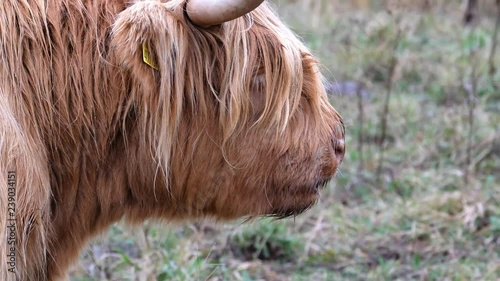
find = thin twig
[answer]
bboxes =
[488,0,500,89]
[376,29,401,185]
[464,0,479,26]
[357,82,365,172]
[463,44,478,185]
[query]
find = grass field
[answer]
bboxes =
[71,1,499,280]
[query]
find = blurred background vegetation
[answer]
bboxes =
[71,0,499,280]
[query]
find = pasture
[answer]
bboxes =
[71,1,499,280]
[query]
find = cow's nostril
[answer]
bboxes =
[334,138,345,163]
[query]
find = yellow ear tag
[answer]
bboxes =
[142,43,158,70]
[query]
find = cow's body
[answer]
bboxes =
[0,1,344,280]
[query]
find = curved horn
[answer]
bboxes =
[186,0,265,28]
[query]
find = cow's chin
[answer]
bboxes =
[267,196,318,219]
[263,177,331,219]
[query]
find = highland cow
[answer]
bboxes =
[0,0,345,280]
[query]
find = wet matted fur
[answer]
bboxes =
[0,0,344,280]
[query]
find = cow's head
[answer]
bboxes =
[111,0,344,221]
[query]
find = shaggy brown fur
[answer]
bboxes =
[0,0,344,280]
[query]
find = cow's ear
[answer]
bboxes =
[110,1,164,91]
[111,1,183,86]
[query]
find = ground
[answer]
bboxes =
[70,1,499,280]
